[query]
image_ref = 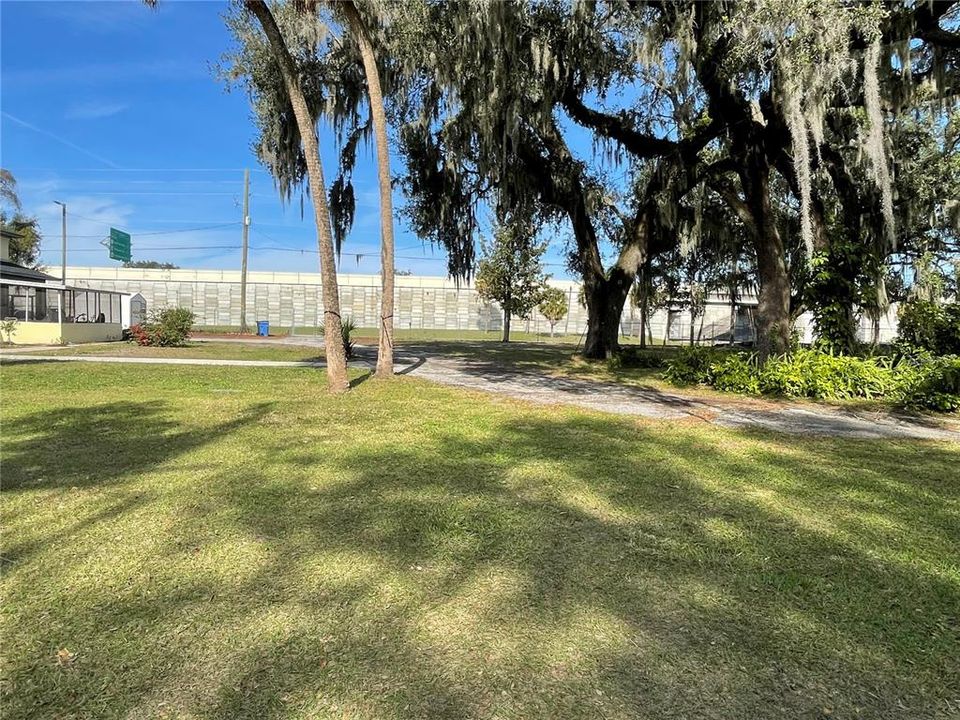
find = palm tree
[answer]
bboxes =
[339,1,394,378]
[244,0,349,393]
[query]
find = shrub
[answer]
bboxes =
[662,346,725,385]
[710,353,761,394]
[318,316,356,359]
[128,323,151,346]
[757,350,897,400]
[129,307,195,347]
[663,343,957,411]
[895,355,960,412]
[608,347,670,370]
[944,305,960,355]
[897,299,960,355]
[1,317,19,344]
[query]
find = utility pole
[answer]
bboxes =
[239,168,250,334]
[53,201,67,283]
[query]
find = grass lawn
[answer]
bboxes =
[1,362,958,719]
[197,325,593,345]
[34,341,325,363]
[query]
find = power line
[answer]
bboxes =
[59,191,244,196]
[65,222,241,238]
[43,244,241,253]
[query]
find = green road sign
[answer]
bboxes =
[109,228,131,262]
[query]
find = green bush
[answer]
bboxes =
[663,347,960,411]
[662,346,725,385]
[710,353,761,394]
[130,307,195,347]
[897,299,960,355]
[757,351,896,400]
[895,355,960,412]
[608,347,670,370]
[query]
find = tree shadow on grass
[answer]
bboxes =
[180,420,960,718]
[1,400,275,491]
[3,404,959,719]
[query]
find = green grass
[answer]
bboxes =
[311,327,588,344]
[1,362,958,719]
[36,341,325,363]
[197,325,590,344]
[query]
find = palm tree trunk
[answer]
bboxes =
[341,1,394,378]
[245,0,348,393]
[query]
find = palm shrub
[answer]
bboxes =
[318,316,356,359]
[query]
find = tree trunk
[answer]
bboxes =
[582,277,630,359]
[753,240,791,358]
[639,296,647,349]
[246,0,348,393]
[729,257,738,346]
[342,1,394,378]
[741,160,791,359]
[502,308,511,343]
[729,302,737,345]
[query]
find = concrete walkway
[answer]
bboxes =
[393,349,960,442]
[0,354,329,368]
[3,344,958,441]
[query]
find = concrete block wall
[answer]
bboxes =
[64,266,903,342]
[65,267,591,335]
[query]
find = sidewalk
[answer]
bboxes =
[2,346,957,441]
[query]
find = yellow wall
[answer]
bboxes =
[8,322,62,345]
[9,322,122,345]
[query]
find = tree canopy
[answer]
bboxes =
[220,1,960,359]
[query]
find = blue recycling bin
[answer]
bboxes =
[256,320,269,337]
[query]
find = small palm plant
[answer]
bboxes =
[0,317,18,344]
[318,316,356,359]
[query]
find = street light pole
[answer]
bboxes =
[53,201,66,284]
[239,168,250,334]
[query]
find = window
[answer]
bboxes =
[0,286,11,318]
[62,289,121,323]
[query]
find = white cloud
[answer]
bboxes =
[65,101,129,120]
[33,2,152,35]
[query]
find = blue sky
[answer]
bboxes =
[0,1,622,279]
[0,0,461,276]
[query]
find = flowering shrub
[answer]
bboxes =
[128,323,152,346]
[128,308,195,347]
